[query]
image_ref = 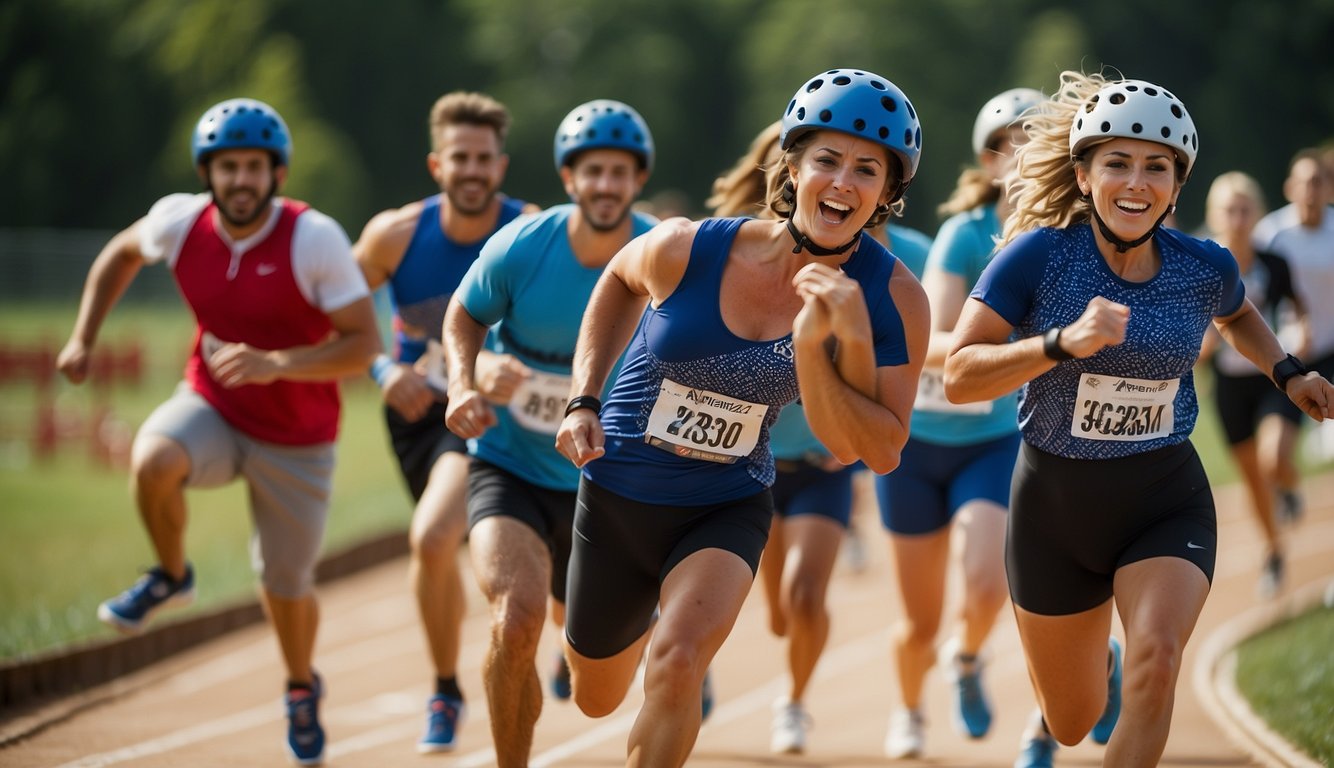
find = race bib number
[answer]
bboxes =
[915,370,992,415]
[1071,373,1177,442]
[421,340,449,395]
[645,379,768,463]
[507,371,572,435]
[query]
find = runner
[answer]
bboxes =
[352,91,535,752]
[57,98,379,766]
[441,99,657,768]
[555,68,930,767]
[943,72,1334,768]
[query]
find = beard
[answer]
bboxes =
[578,193,632,232]
[213,184,277,229]
[445,179,498,217]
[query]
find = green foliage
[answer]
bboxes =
[1235,606,1334,764]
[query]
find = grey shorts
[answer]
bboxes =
[138,386,335,598]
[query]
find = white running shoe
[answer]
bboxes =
[770,697,812,754]
[884,707,925,759]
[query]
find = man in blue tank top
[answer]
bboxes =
[352,91,535,754]
[441,99,657,768]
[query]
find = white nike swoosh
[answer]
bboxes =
[256,264,277,276]
[1186,542,1207,550]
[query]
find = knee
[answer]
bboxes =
[489,593,546,656]
[963,571,1008,615]
[260,562,315,599]
[1126,633,1183,706]
[785,577,827,626]
[409,515,464,564]
[644,644,701,707]
[131,438,189,489]
[895,614,940,649]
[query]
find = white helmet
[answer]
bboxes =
[971,87,1045,157]
[1069,79,1198,179]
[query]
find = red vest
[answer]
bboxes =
[177,200,340,445]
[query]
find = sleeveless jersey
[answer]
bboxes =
[586,217,910,504]
[178,200,340,445]
[388,194,525,363]
[455,204,657,491]
[913,204,1020,446]
[971,223,1244,459]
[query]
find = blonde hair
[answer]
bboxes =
[1204,171,1266,236]
[707,121,782,218]
[429,91,511,152]
[1000,71,1108,246]
[937,167,1001,217]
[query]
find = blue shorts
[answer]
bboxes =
[770,460,856,527]
[875,432,1020,535]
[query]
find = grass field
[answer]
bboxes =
[0,301,411,660]
[1235,604,1334,764]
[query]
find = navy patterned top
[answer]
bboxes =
[586,217,910,504]
[970,223,1244,459]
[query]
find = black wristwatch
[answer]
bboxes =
[1272,353,1310,392]
[565,395,603,417]
[1042,326,1075,362]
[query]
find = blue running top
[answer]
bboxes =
[586,217,910,504]
[970,223,1244,459]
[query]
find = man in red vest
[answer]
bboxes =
[57,98,380,767]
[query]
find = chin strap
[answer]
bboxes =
[785,218,861,256]
[1090,205,1173,253]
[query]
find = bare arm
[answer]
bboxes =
[793,260,929,473]
[442,298,496,438]
[1214,298,1334,421]
[57,222,148,384]
[352,206,417,290]
[945,294,1131,403]
[920,267,968,369]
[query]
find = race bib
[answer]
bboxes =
[420,340,449,395]
[645,379,769,463]
[1071,373,1177,442]
[915,370,992,415]
[507,371,572,435]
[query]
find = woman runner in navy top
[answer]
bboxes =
[555,69,930,767]
[944,71,1334,768]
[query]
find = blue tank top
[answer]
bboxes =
[971,223,1245,459]
[912,204,1020,446]
[456,204,658,491]
[388,194,525,363]
[587,217,910,504]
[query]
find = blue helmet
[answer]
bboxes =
[191,98,292,167]
[553,100,654,173]
[780,69,922,201]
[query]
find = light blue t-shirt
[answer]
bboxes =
[456,204,657,490]
[971,223,1245,459]
[913,204,1020,446]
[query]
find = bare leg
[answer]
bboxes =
[129,434,191,580]
[408,452,470,680]
[758,515,787,637]
[1228,439,1281,554]
[887,528,950,709]
[469,516,552,768]
[260,589,320,685]
[1012,600,1114,745]
[952,501,1009,654]
[779,515,843,701]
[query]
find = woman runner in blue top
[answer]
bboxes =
[555,69,930,767]
[944,71,1334,768]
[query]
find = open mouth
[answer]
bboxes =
[1115,199,1149,215]
[819,199,851,224]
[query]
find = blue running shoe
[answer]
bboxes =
[1014,728,1057,768]
[701,668,715,723]
[550,650,572,701]
[285,677,325,766]
[1091,636,1122,745]
[417,694,465,753]
[98,565,195,634]
[944,639,992,739]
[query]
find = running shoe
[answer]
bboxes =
[1257,551,1285,600]
[770,697,812,754]
[883,708,925,759]
[97,564,196,634]
[1090,635,1122,745]
[550,649,572,700]
[943,637,992,739]
[284,675,325,766]
[1278,489,1304,525]
[417,693,465,753]
[1014,727,1058,768]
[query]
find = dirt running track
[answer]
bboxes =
[5,471,1333,768]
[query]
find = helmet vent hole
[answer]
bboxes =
[262,129,272,139]
[853,118,866,131]
[1076,118,1083,130]
[796,107,806,120]
[1160,126,1171,139]
[870,80,887,91]
[878,127,890,140]
[1100,121,1111,132]
[819,109,832,123]
[904,128,914,146]
[906,102,916,119]
[833,75,851,86]
[1084,102,1096,113]
[1171,104,1182,118]
[881,96,897,113]
[806,79,824,93]
[1126,84,1139,92]
[1109,92,1126,105]
[612,128,623,139]
[1131,122,1142,134]
[1145,87,1158,96]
